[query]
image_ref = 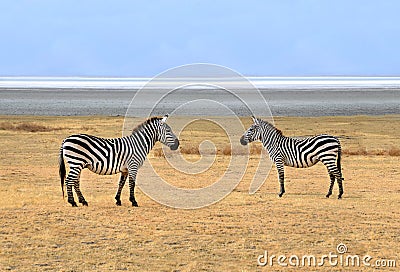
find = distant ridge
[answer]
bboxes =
[1,76,400,89]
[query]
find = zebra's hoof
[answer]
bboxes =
[70,202,78,207]
[82,200,88,206]
[116,200,122,206]
[132,202,139,207]
[338,195,342,199]
[326,194,331,198]
[278,193,283,198]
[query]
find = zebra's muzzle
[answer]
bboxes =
[240,136,248,146]
[170,139,180,150]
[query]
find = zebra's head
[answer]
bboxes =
[240,116,262,145]
[156,114,180,150]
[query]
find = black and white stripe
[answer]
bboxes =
[240,116,344,199]
[59,115,179,207]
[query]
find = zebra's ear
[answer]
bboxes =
[161,114,169,123]
[251,116,258,124]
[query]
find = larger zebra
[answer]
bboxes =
[59,115,179,207]
[240,116,344,199]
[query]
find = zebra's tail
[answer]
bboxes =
[59,143,66,199]
[337,139,342,174]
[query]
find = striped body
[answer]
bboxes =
[267,134,340,170]
[240,117,343,198]
[59,115,179,207]
[62,134,152,176]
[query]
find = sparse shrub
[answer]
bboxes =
[388,147,400,156]
[152,148,165,158]
[250,145,263,155]
[343,147,368,156]
[0,122,14,130]
[149,142,400,158]
[342,146,400,156]
[0,122,61,132]
[180,146,200,155]
[222,146,231,156]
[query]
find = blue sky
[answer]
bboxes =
[0,0,399,76]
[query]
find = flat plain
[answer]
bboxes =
[0,115,399,271]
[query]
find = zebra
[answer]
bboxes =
[240,116,344,199]
[59,114,179,207]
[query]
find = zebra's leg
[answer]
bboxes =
[65,167,82,207]
[276,162,285,197]
[337,178,344,199]
[326,174,335,198]
[73,177,88,206]
[337,175,344,199]
[115,172,128,206]
[128,166,139,207]
[65,177,77,207]
[320,157,342,199]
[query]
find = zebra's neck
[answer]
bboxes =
[259,121,285,150]
[129,124,158,153]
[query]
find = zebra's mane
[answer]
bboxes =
[131,117,161,134]
[258,119,283,136]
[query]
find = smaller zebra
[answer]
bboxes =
[240,116,344,199]
[59,115,179,207]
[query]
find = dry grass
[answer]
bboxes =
[0,121,63,132]
[164,143,400,158]
[222,145,232,156]
[180,145,201,155]
[388,146,400,156]
[151,147,165,158]
[219,144,263,156]
[343,146,400,156]
[154,143,264,157]
[1,115,399,271]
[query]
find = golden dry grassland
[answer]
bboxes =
[0,115,399,271]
